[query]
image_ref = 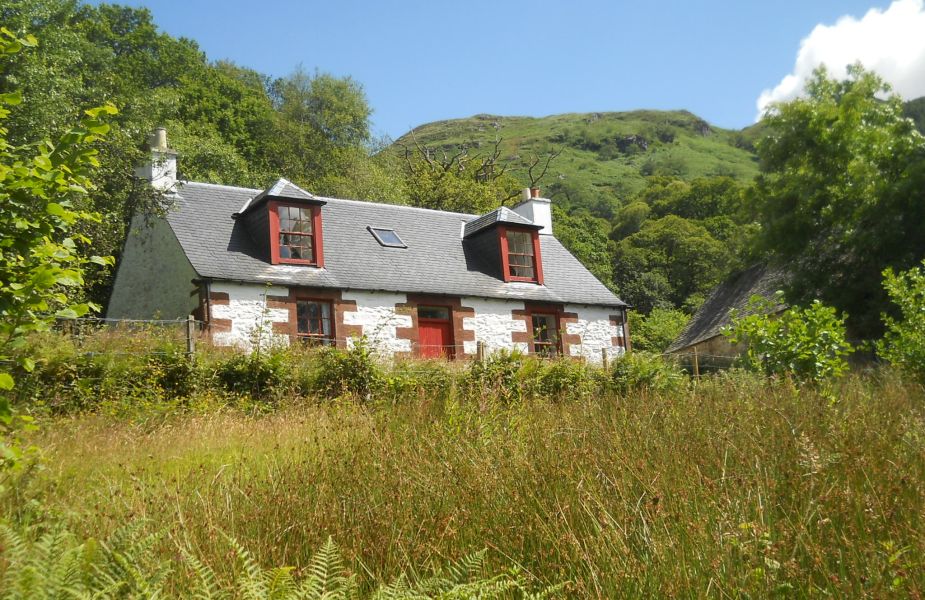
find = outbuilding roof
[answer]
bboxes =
[666,263,789,353]
[165,181,626,308]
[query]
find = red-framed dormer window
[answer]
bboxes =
[269,201,324,267]
[499,225,543,284]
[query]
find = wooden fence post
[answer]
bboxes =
[601,347,609,370]
[476,341,486,362]
[693,346,700,378]
[186,314,196,356]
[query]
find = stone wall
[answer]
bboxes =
[206,284,626,363]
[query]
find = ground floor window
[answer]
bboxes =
[530,313,560,357]
[296,300,334,345]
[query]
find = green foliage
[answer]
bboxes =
[0,27,115,474]
[878,260,925,382]
[751,65,925,337]
[613,216,728,312]
[463,350,523,404]
[628,307,691,353]
[311,340,384,400]
[549,206,614,285]
[215,348,290,403]
[609,351,686,394]
[1,520,560,598]
[725,297,853,383]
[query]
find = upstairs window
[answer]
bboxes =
[499,226,543,284]
[531,313,560,357]
[296,300,334,345]
[269,201,324,266]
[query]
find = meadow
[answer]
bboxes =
[1,333,924,597]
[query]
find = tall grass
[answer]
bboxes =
[5,364,923,597]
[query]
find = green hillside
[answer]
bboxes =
[393,110,760,216]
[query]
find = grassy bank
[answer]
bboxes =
[4,363,924,597]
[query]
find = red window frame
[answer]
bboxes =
[529,311,561,357]
[268,200,325,267]
[293,298,335,346]
[498,225,543,284]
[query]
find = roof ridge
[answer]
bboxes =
[313,195,478,219]
[181,180,262,193]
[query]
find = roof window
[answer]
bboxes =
[368,226,407,248]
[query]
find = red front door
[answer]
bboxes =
[418,306,454,359]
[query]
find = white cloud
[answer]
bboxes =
[757,0,925,119]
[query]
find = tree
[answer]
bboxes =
[0,27,114,469]
[751,65,925,337]
[628,307,691,353]
[613,216,728,312]
[878,260,925,382]
[724,297,852,383]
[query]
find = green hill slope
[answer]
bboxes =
[392,110,760,217]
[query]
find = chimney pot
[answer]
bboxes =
[530,186,540,198]
[151,127,168,151]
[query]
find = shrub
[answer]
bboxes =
[383,358,455,403]
[463,350,523,404]
[629,307,691,353]
[310,339,383,400]
[214,348,290,402]
[878,260,925,382]
[520,356,599,401]
[610,351,686,394]
[725,296,852,383]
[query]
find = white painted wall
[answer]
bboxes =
[461,297,528,355]
[210,282,290,349]
[564,304,626,363]
[341,290,412,354]
[206,285,624,363]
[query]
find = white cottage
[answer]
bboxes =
[108,129,630,362]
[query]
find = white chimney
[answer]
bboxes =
[512,186,553,235]
[136,127,178,194]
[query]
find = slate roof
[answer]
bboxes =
[165,181,626,308]
[236,178,321,216]
[665,263,789,353]
[463,206,540,238]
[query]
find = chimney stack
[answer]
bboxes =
[512,186,553,235]
[136,127,178,194]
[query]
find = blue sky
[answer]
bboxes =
[97,0,908,139]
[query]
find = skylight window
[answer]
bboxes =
[368,226,407,248]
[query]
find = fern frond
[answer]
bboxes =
[181,547,226,600]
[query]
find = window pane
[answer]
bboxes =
[418,306,450,320]
[511,265,535,278]
[507,231,533,256]
[531,313,558,356]
[297,301,333,340]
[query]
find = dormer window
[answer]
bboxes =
[269,200,324,266]
[499,226,544,284]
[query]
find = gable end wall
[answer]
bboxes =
[107,215,200,320]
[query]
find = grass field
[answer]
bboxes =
[4,367,924,597]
